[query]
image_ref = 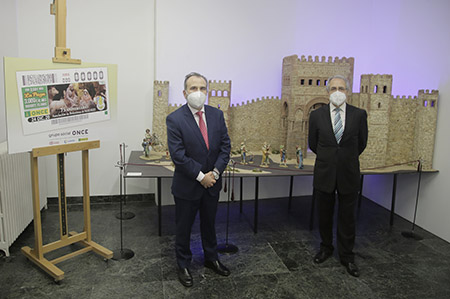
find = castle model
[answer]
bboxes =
[153,54,438,170]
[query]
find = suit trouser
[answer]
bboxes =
[174,192,219,269]
[315,188,358,263]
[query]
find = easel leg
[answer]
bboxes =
[30,155,43,259]
[22,142,112,282]
[21,154,65,281]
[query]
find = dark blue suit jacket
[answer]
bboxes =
[166,104,231,200]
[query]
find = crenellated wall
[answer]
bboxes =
[360,74,393,96]
[228,96,282,152]
[152,55,439,170]
[359,82,439,170]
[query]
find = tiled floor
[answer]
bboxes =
[1,195,450,299]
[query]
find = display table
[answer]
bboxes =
[123,151,434,235]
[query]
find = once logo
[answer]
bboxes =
[72,129,89,136]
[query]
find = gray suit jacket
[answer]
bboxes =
[308,104,368,194]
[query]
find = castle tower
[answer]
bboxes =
[414,89,438,169]
[281,54,354,158]
[358,74,393,168]
[208,80,231,127]
[383,94,417,169]
[152,80,170,150]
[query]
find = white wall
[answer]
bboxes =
[155,0,450,242]
[11,0,156,198]
[0,0,18,143]
[2,0,450,241]
[156,0,448,102]
[351,0,450,243]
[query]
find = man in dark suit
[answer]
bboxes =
[166,72,231,287]
[308,75,368,277]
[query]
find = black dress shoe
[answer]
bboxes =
[342,262,360,277]
[177,268,193,287]
[313,250,332,264]
[204,260,230,276]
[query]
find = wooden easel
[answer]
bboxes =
[21,141,112,282]
[50,0,81,64]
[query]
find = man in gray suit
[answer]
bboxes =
[308,75,368,277]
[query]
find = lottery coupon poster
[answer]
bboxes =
[4,57,117,154]
[16,68,110,135]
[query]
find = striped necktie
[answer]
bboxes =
[196,111,209,149]
[334,108,343,144]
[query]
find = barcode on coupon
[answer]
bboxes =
[22,74,56,86]
[51,114,89,125]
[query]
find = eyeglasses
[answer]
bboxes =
[330,86,347,92]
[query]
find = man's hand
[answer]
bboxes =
[200,171,216,188]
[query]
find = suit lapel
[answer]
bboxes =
[182,105,208,150]
[342,105,354,142]
[205,105,214,147]
[323,104,336,143]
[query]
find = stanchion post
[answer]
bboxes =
[401,160,424,240]
[217,160,238,254]
[115,143,135,220]
[112,143,135,260]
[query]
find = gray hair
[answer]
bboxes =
[326,75,351,92]
[184,72,208,91]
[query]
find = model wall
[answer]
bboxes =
[413,90,438,169]
[358,93,391,169]
[228,97,282,152]
[154,68,438,172]
[358,89,438,170]
[385,96,416,167]
[152,81,170,151]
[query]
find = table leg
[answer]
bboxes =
[309,189,316,230]
[390,174,398,226]
[254,176,259,234]
[358,174,364,210]
[240,177,243,213]
[288,176,294,210]
[158,177,162,236]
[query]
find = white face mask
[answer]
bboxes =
[329,91,346,107]
[186,91,206,110]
